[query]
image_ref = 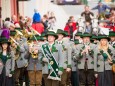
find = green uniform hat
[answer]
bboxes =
[109,31,115,37]
[98,34,110,41]
[64,31,69,37]
[41,32,46,37]
[91,34,98,40]
[46,31,58,39]
[38,36,44,41]
[0,37,10,45]
[74,39,80,44]
[75,32,82,36]
[81,32,92,38]
[56,29,66,36]
[15,28,22,31]
[29,35,39,41]
[10,30,16,36]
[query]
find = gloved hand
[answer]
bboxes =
[66,68,71,72]
[58,71,63,76]
[95,74,98,78]
[9,74,12,77]
[42,58,48,62]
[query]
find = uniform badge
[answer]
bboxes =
[50,61,54,65]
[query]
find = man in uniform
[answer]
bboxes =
[10,29,29,86]
[25,35,43,86]
[74,32,83,43]
[109,31,115,86]
[56,29,72,86]
[41,31,64,86]
[90,34,99,45]
[71,39,80,86]
[75,32,95,86]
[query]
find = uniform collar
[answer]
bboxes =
[57,40,63,44]
[83,42,90,45]
[48,42,55,47]
[109,41,115,45]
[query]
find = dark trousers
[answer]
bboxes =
[98,70,113,86]
[0,75,14,86]
[19,68,29,86]
[79,69,95,86]
[71,71,79,86]
[14,67,29,86]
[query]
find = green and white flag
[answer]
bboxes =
[42,44,61,81]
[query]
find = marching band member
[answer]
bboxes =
[74,32,83,43]
[56,29,72,86]
[91,34,99,44]
[71,39,80,86]
[94,35,115,86]
[25,35,43,86]
[75,32,95,86]
[109,31,115,86]
[0,37,15,86]
[41,31,64,86]
[10,29,29,86]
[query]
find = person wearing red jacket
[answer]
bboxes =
[64,20,77,39]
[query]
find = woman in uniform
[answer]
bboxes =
[0,37,15,86]
[94,35,115,86]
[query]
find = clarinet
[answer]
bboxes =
[84,52,88,86]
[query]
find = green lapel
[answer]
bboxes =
[0,52,11,60]
[51,43,58,53]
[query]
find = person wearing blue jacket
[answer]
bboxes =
[92,1,111,14]
[33,9,41,23]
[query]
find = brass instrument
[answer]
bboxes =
[31,53,38,59]
[9,37,20,60]
[28,43,39,59]
[22,27,40,59]
[112,64,115,73]
[14,30,23,39]
[10,37,20,45]
[22,27,40,39]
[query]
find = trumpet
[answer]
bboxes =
[22,27,40,39]
[31,53,38,59]
[10,37,20,46]
[29,43,39,59]
[14,30,23,39]
[9,37,20,60]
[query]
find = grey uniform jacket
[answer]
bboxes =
[16,38,28,68]
[56,41,72,69]
[25,49,42,71]
[42,43,64,74]
[75,43,96,69]
[0,51,15,76]
[94,45,115,72]
[71,44,78,71]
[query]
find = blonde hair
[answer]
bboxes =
[98,41,109,51]
[98,41,112,61]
